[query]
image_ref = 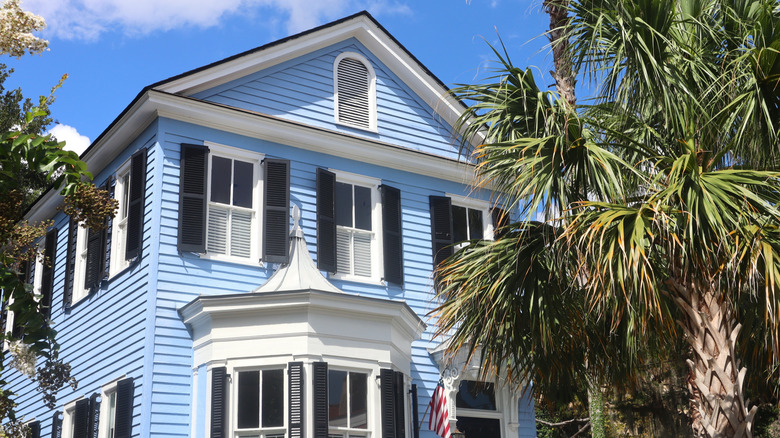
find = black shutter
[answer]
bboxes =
[264,159,290,264]
[102,177,113,279]
[29,421,40,438]
[380,185,403,285]
[40,228,57,321]
[394,371,406,438]
[211,367,227,438]
[73,398,91,438]
[115,378,134,438]
[126,148,147,260]
[178,144,209,253]
[316,168,337,272]
[89,393,101,438]
[288,362,304,438]
[380,369,396,438]
[51,411,62,438]
[84,225,104,292]
[63,219,77,309]
[312,361,328,438]
[429,196,453,267]
[492,207,508,239]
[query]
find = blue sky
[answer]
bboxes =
[6,0,553,154]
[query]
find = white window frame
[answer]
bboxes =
[333,52,378,132]
[454,379,505,438]
[331,170,383,284]
[326,367,371,438]
[109,160,132,277]
[200,142,265,266]
[97,376,126,438]
[61,398,79,438]
[447,194,494,250]
[72,224,90,304]
[231,365,287,438]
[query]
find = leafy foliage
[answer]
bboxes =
[434,1,780,436]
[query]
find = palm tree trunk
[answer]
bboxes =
[668,280,758,438]
[543,0,576,107]
[586,374,606,438]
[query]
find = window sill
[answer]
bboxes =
[328,272,385,286]
[185,251,266,269]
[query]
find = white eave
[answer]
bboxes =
[26,89,477,224]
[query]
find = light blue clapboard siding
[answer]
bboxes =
[8,35,537,437]
[149,116,501,437]
[193,39,461,161]
[4,126,158,436]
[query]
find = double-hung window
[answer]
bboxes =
[334,177,378,279]
[455,380,503,438]
[316,169,403,284]
[328,370,368,437]
[178,143,291,265]
[235,368,285,437]
[206,152,258,260]
[429,194,496,267]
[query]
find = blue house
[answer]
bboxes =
[11,12,537,438]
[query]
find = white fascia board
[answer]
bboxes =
[155,15,467,138]
[150,91,477,184]
[24,92,157,224]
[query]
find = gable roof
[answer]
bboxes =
[151,11,466,123]
[28,12,478,223]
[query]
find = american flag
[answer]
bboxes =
[428,380,451,438]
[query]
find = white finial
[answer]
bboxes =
[292,204,301,228]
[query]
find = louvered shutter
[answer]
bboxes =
[429,196,453,267]
[178,144,209,253]
[380,185,403,284]
[84,225,104,291]
[492,207,508,239]
[126,148,147,260]
[263,159,290,263]
[316,169,337,272]
[73,398,91,438]
[312,362,328,438]
[211,367,227,438]
[115,378,134,438]
[40,228,57,321]
[394,371,406,438]
[51,411,62,438]
[380,369,396,438]
[85,180,110,292]
[103,177,113,279]
[29,421,40,438]
[89,393,101,438]
[288,362,304,438]
[63,219,77,309]
[336,57,371,129]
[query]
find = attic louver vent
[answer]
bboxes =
[337,57,371,129]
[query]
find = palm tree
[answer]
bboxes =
[434,1,780,437]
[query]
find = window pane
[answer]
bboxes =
[354,186,371,231]
[230,210,252,258]
[237,371,260,429]
[207,207,228,255]
[233,160,253,208]
[328,370,348,427]
[121,174,130,220]
[349,373,368,429]
[455,380,496,410]
[352,233,371,277]
[210,156,232,204]
[336,229,352,274]
[456,417,501,438]
[452,205,467,242]
[262,369,284,427]
[335,183,353,227]
[468,208,484,240]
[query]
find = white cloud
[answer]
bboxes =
[49,123,91,156]
[23,0,412,40]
